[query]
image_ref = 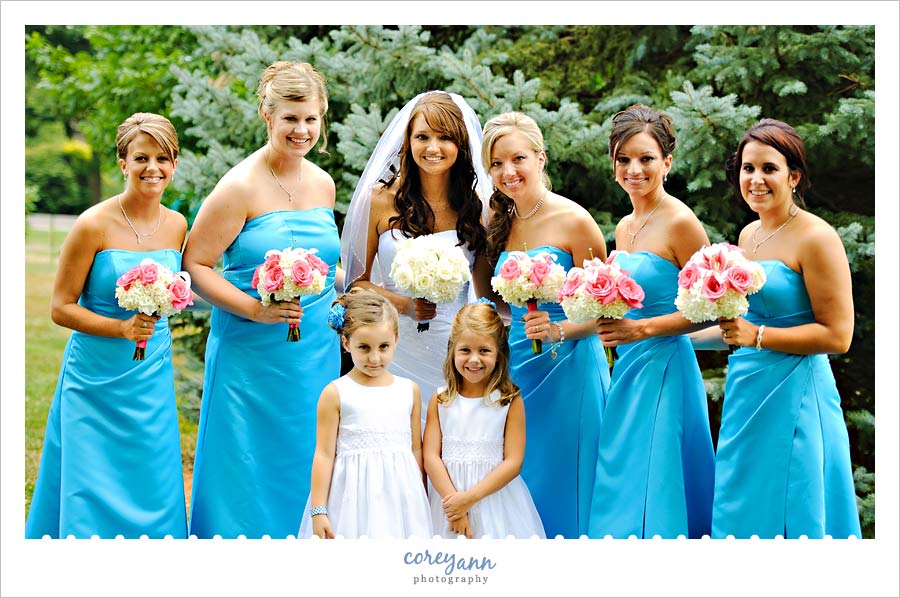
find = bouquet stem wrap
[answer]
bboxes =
[133,339,147,361]
[526,299,542,354]
[417,318,429,333]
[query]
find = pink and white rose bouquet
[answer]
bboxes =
[558,252,645,323]
[251,247,330,341]
[115,258,194,360]
[389,234,472,332]
[674,242,766,323]
[491,250,566,353]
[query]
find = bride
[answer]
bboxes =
[340,91,493,428]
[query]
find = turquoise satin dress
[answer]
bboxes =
[588,251,714,539]
[188,208,341,539]
[712,261,861,539]
[497,246,609,539]
[26,249,187,539]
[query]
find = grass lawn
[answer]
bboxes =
[24,228,198,519]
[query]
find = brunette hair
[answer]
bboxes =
[481,111,551,266]
[607,103,676,159]
[256,61,330,152]
[330,287,399,340]
[725,118,810,207]
[385,91,486,257]
[437,303,519,407]
[116,112,179,162]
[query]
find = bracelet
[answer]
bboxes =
[755,325,766,351]
[550,322,565,360]
[309,505,328,517]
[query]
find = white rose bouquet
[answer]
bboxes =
[389,234,472,332]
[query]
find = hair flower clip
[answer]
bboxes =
[476,297,497,309]
[328,303,346,332]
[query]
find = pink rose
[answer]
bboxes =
[168,277,194,310]
[617,276,645,309]
[701,273,728,301]
[251,265,261,289]
[530,259,551,286]
[558,269,584,300]
[678,263,700,289]
[139,262,159,284]
[264,253,282,270]
[498,258,522,281]
[585,271,618,304]
[116,266,141,290]
[291,258,314,287]
[262,264,285,293]
[307,254,330,276]
[725,265,753,294]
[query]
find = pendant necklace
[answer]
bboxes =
[118,195,161,245]
[752,204,799,254]
[627,193,665,246]
[266,148,301,203]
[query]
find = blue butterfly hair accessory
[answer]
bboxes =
[328,303,346,332]
[476,297,496,309]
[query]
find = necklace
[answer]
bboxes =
[118,195,161,245]
[512,188,547,220]
[752,204,799,254]
[627,193,665,246]
[266,148,301,203]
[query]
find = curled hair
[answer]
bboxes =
[725,118,810,207]
[330,287,399,340]
[386,92,486,257]
[256,61,330,152]
[438,303,519,408]
[116,113,179,162]
[481,112,551,266]
[607,104,676,159]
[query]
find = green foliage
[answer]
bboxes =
[25,122,94,214]
[853,466,875,538]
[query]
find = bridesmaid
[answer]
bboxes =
[183,61,341,539]
[26,113,188,539]
[482,111,610,539]
[589,104,715,539]
[714,119,861,539]
[340,90,492,428]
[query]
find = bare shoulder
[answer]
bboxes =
[68,200,113,249]
[303,158,336,203]
[318,381,341,408]
[666,197,705,233]
[796,210,845,255]
[369,182,399,234]
[553,195,596,232]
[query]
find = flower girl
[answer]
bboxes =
[298,288,432,539]
[424,301,545,539]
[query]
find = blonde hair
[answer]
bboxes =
[256,61,330,152]
[438,303,519,407]
[116,112,179,162]
[330,287,399,341]
[481,112,552,266]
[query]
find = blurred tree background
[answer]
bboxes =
[25,24,876,536]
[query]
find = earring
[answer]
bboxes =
[123,173,127,180]
[664,173,668,183]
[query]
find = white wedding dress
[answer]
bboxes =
[375,228,474,429]
[428,389,546,539]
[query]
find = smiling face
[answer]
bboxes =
[408,114,460,177]
[488,130,546,201]
[265,98,322,157]
[738,140,800,215]
[613,131,672,199]
[119,132,177,194]
[452,329,499,395]
[342,321,397,382]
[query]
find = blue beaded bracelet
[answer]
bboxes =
[310,505,328,517]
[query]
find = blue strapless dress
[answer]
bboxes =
[588,251,714,539]
[25,249,187,539]
[497,246,609,539]
[712,260,861,539]
[188,208,341,539]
